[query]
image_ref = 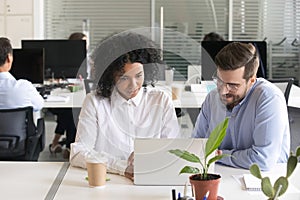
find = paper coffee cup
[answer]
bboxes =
[86,162,107,188]
[172,84,183,100]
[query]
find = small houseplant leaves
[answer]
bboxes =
[169,118,229,180]
[250,146,300,200]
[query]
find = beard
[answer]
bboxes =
[219,89,247,111]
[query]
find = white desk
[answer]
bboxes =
[174,83,300,109]
[288,85,300,108]
[217,164,300,200]
[54,164,300,200]
[0,162,299,199]
[42,82,300,109]
[0,162,64,200]
[43,88,86,108]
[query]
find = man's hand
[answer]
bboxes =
[216,149,222,156]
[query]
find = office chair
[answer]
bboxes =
[268,78,294,104]
[84,79,95,94]
[0,107,45,161]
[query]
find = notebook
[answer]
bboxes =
[134,138,214,185]
[242,174,261,191]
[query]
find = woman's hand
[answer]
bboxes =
[127,152,134,166]
[125,152,134,181]
[125,164,134,181]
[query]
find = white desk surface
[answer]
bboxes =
[162,82,300,109]
[217,164,300,200]
[0,162,299,200]
[43,88,86,108]
[0,162,64,200]
[289,84,300,108]
[42,82,300,109]
[54,164,300,200]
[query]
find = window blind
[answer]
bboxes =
[44,0,151,51]
[155,0,228,80]
[264,0,300,81]
[232,0,300,82]
[44,0,300,83]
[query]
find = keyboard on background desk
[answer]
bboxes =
[35,83,70,99]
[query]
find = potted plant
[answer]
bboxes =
[169,118,229,200]
[249,146,300,200]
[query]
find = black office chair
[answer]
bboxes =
[268,78,294,104]
[0,107,45,161]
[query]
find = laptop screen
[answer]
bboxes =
[134,138,213,185]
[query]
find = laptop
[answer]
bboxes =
[134,138,215,185]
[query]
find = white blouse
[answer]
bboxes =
[70,86,180,175]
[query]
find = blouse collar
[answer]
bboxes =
[111,86,144,108]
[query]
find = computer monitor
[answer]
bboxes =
[21,40,87,79]
[201,41,267,80]
[10,48,45,84]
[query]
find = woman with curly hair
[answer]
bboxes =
[70,31,180,180]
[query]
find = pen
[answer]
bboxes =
[191,185,195,197]
[172,189,176,200]
[203,191,209,200]
[274,184,282,199]
[183,181,188,197]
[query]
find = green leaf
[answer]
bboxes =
[169,149,200,163]
[250,164,262,179]
[296,146,300,157]
[179,166,200,174]
[205,118,229,159]
[261,177,274,198]
[207,154,231,166]
[286,155,298,178]
[274,177,288,197]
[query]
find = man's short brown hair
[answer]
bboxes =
[215,42,259,80]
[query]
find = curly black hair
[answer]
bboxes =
[92,31,164,98]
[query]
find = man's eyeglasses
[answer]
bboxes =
[212,73,242,92]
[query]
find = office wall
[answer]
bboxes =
[0,0,43,47]
[2,0,300,82]
[43,0,300,83]
[33,0,44,39]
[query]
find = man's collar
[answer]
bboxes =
[0,72,13,79]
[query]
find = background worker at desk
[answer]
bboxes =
[193,42,290,171]
[70,31,180,180]
[203,32,225,41]
[0,37,44,111]
[49,32,88,158]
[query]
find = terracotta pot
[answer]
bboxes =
[190,174,221,200]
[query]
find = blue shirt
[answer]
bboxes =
[0,72,44,111]
[192,78,290,171]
